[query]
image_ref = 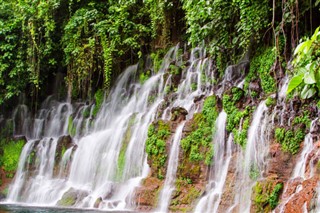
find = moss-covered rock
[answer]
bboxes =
[146,120,171,179]
[57,188,88,207]
[252,176,283,212]
[170,178,203,212]
[0,137,26,178]
[134,177,163,211]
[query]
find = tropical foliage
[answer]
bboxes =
[0,0,319,107]
[287,27,320,99]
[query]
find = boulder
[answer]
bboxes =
[170,107,188,123]
[94,197,103,208]
[57,188,88,207]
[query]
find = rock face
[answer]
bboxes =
[57,188,88,207]
[55,134,74,162]
[267,143,296,181]
[54,135,75,176]
[134,177,163,211]
[275,176,319,213]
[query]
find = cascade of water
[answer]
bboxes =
[7,140,36,202]
[161,48,214,120]
[292,119,318,179]
[195,111,233,213]
[271,77,289,127]
[229,100,269,212]
[58,147,73,178]
[275,119,318,212]
[5,46,182,210]
[157,122,185,212]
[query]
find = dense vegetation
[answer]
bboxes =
[0,0,320,211]
[0,0,319,111]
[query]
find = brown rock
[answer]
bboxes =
[134,177,162,211]
[170,107,188,123]
[277,176,319,213]
[267,143,296,181]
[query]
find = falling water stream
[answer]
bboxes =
[157,122,185,212]
[276,119,319,213]
[228,100,270,213]
[5,46,181,210]
[195,111,231,213]
[2,45,320,212]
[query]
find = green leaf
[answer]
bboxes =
[287,74,303,94]
[304,71,316,84]
[311,26,320,42]
[300,85,316,99]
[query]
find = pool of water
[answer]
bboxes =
[0,204,132,213]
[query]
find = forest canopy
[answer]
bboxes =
[0,0,319,109]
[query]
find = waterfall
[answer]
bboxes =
[292,119,318,179]
[194,111,233,213]
[5,44,318,212]
[4,45,216,211]
[228,100,269,212]
[276,119,319,212]
[157,122,185,212]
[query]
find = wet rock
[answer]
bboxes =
[134,177,162,211]
[291,96,301,112]
[13,135,27,143]
[194,95,205,103]
[219,152,239,212]
[57,188,88,207]
[94,197,103,208]
[170,182,203,212]
[55,135,74,162]
[276,176,319,213]
[267,143,295,181]
[224,61,249,83]
[183,114,200,133]
[249,80,261,94]
[170,107,188,122]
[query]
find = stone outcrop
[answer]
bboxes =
[57,188,88,207]
[275,176,319,213]
[134,177,163,211]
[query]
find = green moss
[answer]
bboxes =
[82,107,90,118]
[146,120,171,179]
[265,96,276,107]
[58,193,76,206]
[169,64,181,75]
[292,113,311,127]
[231,87,244,102]
[150,49,167,72]
[253,181,282,212]
[191,83,197,91]
[116,115,136,180]
[170,178,201,210]
[92,89,104,117]
[180,96,218,165]
[233,116,250,147]
[248,47,276,94]
[67,117,76,136]
[269,183,283,209]
[139,70,151,84]
[275,127,305,154]
[222,91,252,148]
[249,164,260,180]
[1,139,25,175]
